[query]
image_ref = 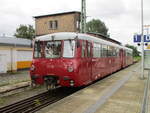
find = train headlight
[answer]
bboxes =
[30,65,35,71]
[67,66,74,72]
[70,80,74,86]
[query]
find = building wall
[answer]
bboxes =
[0,48,15,71]
[17,50,33,69]
[0,46,33,73]
[35,13,80,36]
[0,53,7,73]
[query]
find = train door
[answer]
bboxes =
[123,50,126,67]
[91,43,102,80]
[86,41,92,82]
[120,49,124,68]
[120,49,126,68]
[79,40,92,85]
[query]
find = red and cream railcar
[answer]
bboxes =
[30,32,133,88]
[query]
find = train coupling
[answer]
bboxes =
[44,76,58,90]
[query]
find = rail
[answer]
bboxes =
[0,87,77,113]
[0,91,65,113]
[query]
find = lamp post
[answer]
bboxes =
[141,0,144,79]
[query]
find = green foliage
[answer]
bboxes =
[134,56,141,62]
[86,19,109,37]
[14,25,35,40]
[125,44,140,57]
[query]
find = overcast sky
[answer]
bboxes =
[0,0,150,47]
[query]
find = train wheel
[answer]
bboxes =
[31,81,36,88]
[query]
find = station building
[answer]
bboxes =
[34,11,81,36]
[0,36,32,73]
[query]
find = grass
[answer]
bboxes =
[0,83,10,87]
[0,98,6,105]
[0,79,30,87]
[134,56,141,62]
[7,71,22,75]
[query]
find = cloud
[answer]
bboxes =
[0,0,150,49]
[87,0,126,19]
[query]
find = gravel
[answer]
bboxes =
[0,70,30,87]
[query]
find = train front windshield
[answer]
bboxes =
[34,40,75,58]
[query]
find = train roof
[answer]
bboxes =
[35,32,132,51]
[87,32,122,45]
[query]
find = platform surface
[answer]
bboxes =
[37,63,149,113]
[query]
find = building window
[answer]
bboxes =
[49,21,53,29]
[53,20,58,29]
[76,20,80,30]
[49,20,58,29]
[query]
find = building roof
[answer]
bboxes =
[33,11,81,19]
[0,36,32,47]
[35,32,132,51]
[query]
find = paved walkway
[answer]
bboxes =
[146,71,150,113]
[37,63,149,113]
[94,67,147,113]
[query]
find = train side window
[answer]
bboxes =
[116,48,119,57]
[93,43,101,58]
[107,46,111,57]
[102,44,107,57]
[34,41,42,58]
[87,42,91,57]
[93,43,96,58]
[99,44,101,57]
[107,46,117,57]
[112,46,116,56]
[82,41,86,57]
[97,44,101,57]
[93,43,97,58]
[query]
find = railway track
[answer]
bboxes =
[0,87,76,113]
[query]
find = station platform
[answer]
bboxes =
[38,62,150,113]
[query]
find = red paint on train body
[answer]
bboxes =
[30,32,133,88]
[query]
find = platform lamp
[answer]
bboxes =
[141,0,144,79]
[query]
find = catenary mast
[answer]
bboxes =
[81,0,86,33]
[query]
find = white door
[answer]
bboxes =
[0,54,7,73]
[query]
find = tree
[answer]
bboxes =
[125,44,140,57]
[86,19,109,37]
[14,25,35,40]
